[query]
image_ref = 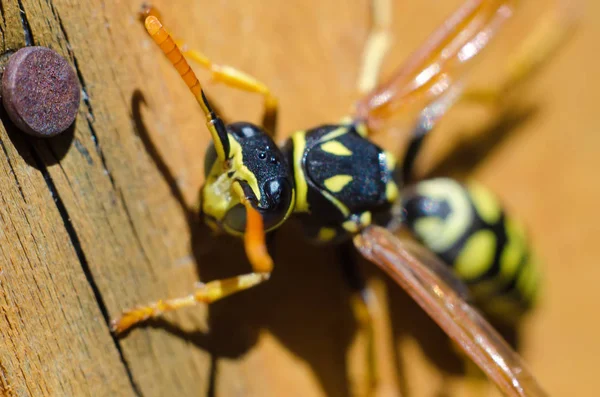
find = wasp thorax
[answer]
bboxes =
[201,122,295,235]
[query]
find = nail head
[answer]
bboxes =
[2,46,80,138]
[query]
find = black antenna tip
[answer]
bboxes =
[200,90,215,114]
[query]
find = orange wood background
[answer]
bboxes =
[0,0,597,396]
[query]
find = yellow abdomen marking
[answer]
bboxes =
[500,218,527,281]
[516,255,540,302]
[320,141,353,156]
[414,179,472,252]
[324,175,353,193]
[455,230,497,280]
[469,182,501,224]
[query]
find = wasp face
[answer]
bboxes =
[201,122,295,235]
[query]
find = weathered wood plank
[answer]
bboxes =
[0,2,137,395]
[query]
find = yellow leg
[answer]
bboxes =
[178,45,279,134]
[357,0,392,94]
[462,2,579,104]
[112,182,275,334]
[351,291,378,396]
[110,273,270,333]
[341,243,379,396]
[140,4,278,134]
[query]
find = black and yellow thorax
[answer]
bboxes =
[283,121,399,243]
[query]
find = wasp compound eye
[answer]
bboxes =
[261,177,293,230]
[1,47,80,138]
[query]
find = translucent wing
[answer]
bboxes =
[355,0,518,131]
[354,225,548,397]
[396,237,472,302]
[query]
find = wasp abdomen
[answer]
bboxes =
[402,178,539,323]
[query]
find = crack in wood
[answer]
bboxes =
[16,0,32,46]
[27,145,143,397]
[0,139,26,202]
[0,358,15,397]
[49,5,119,193]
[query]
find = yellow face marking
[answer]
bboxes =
[201,135,261,228]
[454,230,497,280]
[291,131,309,213]
[207,123,227,161]
[320,141,353,156]
[324,174,353,193]
[469,182,501,224]
[317,227,337,242]
[202,161,239,225]
[228,137,261,200]
[413,179,472,253]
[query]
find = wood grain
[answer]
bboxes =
[0,0,597,396]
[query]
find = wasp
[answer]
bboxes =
[112,1,575,395]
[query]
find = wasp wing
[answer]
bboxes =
[354,225,548,397]
[394,236,472,302]
[355,0,518,131]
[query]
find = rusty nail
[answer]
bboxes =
[1,46,80,138]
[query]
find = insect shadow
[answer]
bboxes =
[132,89,358,396]
[131,89,537,396]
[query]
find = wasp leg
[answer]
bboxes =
[110,272,270,333]
[357,0,392,94]
[181,47,278,134]
[462,2,579,105]
[339,242,378,396]
[400,116,432,185]
[139,5,278,135]
[112,187,274,334]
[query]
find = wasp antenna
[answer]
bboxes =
[144,15,230,160]
[144,16,206,113]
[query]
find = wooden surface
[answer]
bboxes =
[0,0,597,396]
